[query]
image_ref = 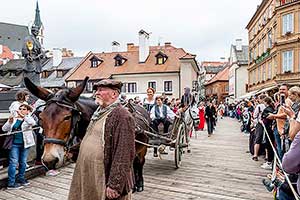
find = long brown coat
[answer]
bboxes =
[104,105,136,196]
[69,105,136,200]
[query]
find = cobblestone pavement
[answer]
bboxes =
[0,117,273,200]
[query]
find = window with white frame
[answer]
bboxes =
[263,37,266,53]
[274,56,278,75]
[86,81,93,92]
[121,82,127,93]
[164,81,172,92]
[68,81,76,88]
[262,65,266,81]
[282,50,293,73]
[282,13,294,34]
[268,31,272,48]
[258,41,261,56]
[258,66,261,82]
[148,81,156,90]
[268,61,272,79]
[128,82,137,93]
[56,70,64,78]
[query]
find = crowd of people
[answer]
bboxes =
[2,83,300,200]
[227,84,300,200]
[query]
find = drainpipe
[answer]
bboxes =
[178,72,181,97]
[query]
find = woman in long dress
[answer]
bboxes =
[198,102,205,131]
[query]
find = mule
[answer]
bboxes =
[24,77,149,192]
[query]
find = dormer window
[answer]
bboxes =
[114,54,127,66]
[90,56,102,68]
[9,71,16,77]
[57,70,64,78]
[155,51,168,65]
[41,71,51,78]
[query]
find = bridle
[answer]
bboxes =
[41,99,82,151]
[187,104,200,129]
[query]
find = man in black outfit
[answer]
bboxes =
[205,101,216,137]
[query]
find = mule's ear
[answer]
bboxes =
[68,76,89,102]
[24,77,52,101]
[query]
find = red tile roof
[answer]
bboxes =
[0,45,14,65]
[205,66,229,85]
[67,45,193,81]
[201,61,226,67]
[0,45,14,59]
[180,53,196,59]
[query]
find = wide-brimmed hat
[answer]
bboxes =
[93,79,123,93]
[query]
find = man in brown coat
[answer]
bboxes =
[68,79,136,200]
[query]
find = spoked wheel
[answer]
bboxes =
[175,123,186,169]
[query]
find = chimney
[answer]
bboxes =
[2,58,8,65]
[127,43,134,51]
[165,42,171,48]
[138,29,150,63]
[236,39,242,51]
[112,41,120,52]
[53,48,62,67]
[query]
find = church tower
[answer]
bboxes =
[33,1,44,46]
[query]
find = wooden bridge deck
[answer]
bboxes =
[0,117,273,200]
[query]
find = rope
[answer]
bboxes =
[260,122,300,200]
[0,127,41,137]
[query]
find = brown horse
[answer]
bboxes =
[24,77,149,192]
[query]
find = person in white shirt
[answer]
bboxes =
[150,96,176,133]
[150,96,176,157]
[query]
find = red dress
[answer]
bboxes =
[198,106,205,130]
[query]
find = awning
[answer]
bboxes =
[237,89,261,100]
[256,85,277,95]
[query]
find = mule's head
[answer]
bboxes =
[24,77,89,169]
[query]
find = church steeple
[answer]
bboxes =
[33,1,42,29]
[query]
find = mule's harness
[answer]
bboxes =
[42,99,82,151]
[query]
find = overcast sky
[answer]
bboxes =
[1,0,262,62]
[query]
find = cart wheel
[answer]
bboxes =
[175,123,185,169]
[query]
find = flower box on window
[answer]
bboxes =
[285,31,292,36]
[284,70,292,74]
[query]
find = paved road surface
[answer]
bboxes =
[0,117,273,200]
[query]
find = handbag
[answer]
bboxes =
[2,135,13,150]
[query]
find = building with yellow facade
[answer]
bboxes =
[246,0,300,93]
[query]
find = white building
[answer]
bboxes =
[66,30,199,99]
[228,39,249,99]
